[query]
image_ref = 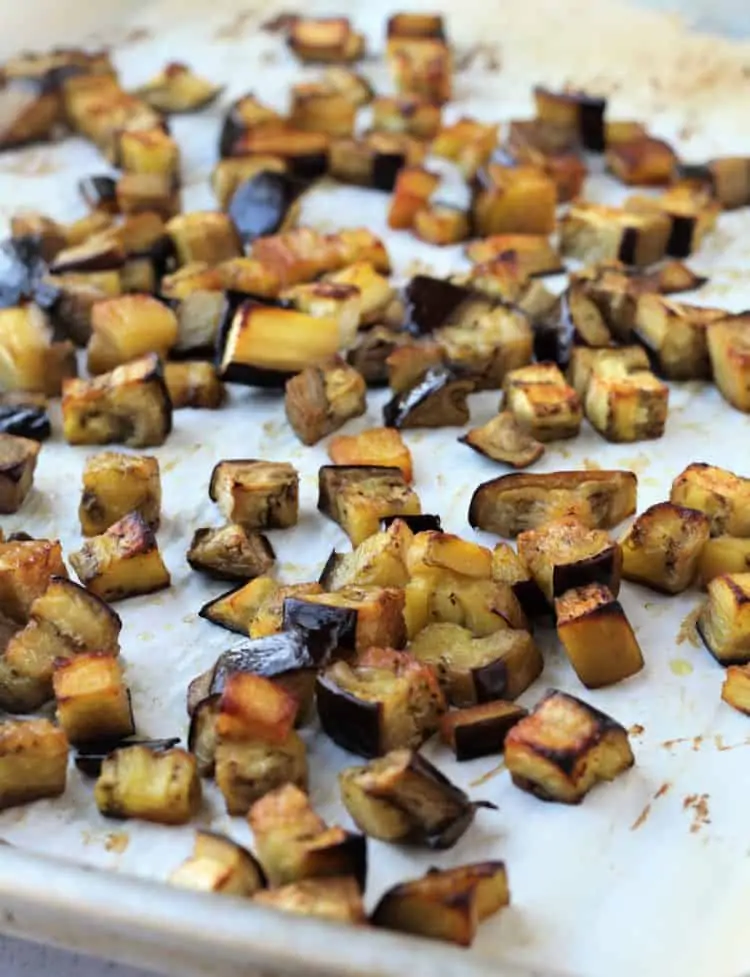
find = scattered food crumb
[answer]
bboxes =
[629,723,645,736]
[469,760,505,787]
[683,793,710,834]
[630,782,671,830]
[104,832,129,854]
[676,606,702,648]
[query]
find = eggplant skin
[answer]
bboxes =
[404,275,474,335]
[380,514,442,533]
[0,404,51,441]
[316,672,382,757]
[74,736,181,778]
[281,597,358,659]
[383,368,474,429]
[228,172,306,243]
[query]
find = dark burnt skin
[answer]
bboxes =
[0,237,59,310]
[0,404,51,441]
[78,175,119,214]
[318,464,406,518]
[289,833,368,892]
[74,736,180,778]
[443,702,528,761]
[550,548,622,600]
[403,275,474,336]
[664,214,697,259]
[618,226,639,266]
[316,671,381,757]
[347,328,406,387]
[380,513,442,532]
[198,585,249,634]
[281,597,359,659]
[383,367,474,429]
[49,238,125,275]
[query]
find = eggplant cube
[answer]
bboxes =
[533,87,606,151]
[634,295,724,380]
[187,525,275,582]
[504,689,634,803]
[290,83,356,138]
[215,735,308,815]
[0,434,40,514]
[209,460,299,531]
[318,465,421,545]
[721,664,750,715]
[285,356,366,446]
[560,203,670,267]
[116,173,180,219]
[698,573,750,665]
[707,316,750,413]
[371,95,441,139]
[253,877,365,924]
[70,511,170,602]
[472,164,556,237]
[79,451,161,536]
[670,463,750,537]
[0,304,53,394]
[53,653,134,745]
[620,502,710,594]
[555,583,644,689]
[699,537,750,587]
[170,831,266,897]
[95,746,201,824]
[372,862,509,947]
[88,294,178,376]
[118,127,180,178]
[328,428,413,483]
[439,700,528,761]
[283,585,407,654]
[0,719,68,812]
[387,38,452,104]
[606,136,677,186]
[166,212,240,266]
[502,363,582,442]
[0,539,67,623]
[62,354,173,448]
[383,368,474,430]
[320,520,412,591]
[288,17,365,63]
[585,359,668,443]
[460,411,545,469]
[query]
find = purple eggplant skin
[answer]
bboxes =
[511,578,549,623]
[74,736,180,778]
[78,175,119,214]
[347,329,403,387]
[617,226,639,267]
[380,513,442,533]
[316,672,383,758]
[282,597,358,659]
[533,293,576,367]
[449,706,528,762]
[49,240,125,275]
[0,237,59,310]
[403,275,474,336]
[228,171,306,244]
[665,214,697,259]
[318,464,405,519]
[372,151,406,192]
[550,549,621,601]
[0,404,51,441]
[187,696,220,776]
[382,367,472,430]
[577,95,606,152]
[197,586,249,635]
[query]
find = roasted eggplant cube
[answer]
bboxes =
[87,294,178,376]
[633,295,724,380]
[439,700,528,761]
[284,586,406,654]
[62,354,173,449]
[707,316,750,413]
[560,203,670,267]
[383,368,474,430]
[387,166,441,230]
[405,571,529,640]
[386,343,446,394]
[281,281,361,346]
[323,67,373,107]
[0,539,67,623]
[517,517,622,605]
[70,511,170,603]
[460,412,545,469]
[698,573,750,665]
[502,363,582,442]
[472,164,556,237]
[170,831,266,897]
[721,664,750,715]
[371,95,441,139]
[95,746,201,824]
[491,542,547,620]
[164,362,226,410]
[431,118,498,180]
[316,649,445,757]
[620,502,710,594]
[699,537,750,587]
[533,86,606,151]
[212,157,287,211]
[409,623,542,706]
[318,465,421,545]
[53,653,134,745]
[372,862,509,947]
[606,136,677,186]
[387,37,452,104]
[253,877,365,923]
[0,719,68,812]
[567,346,650,398]
[135,62,222,115]
[339,748,486,848]
[504,689,634,803]
[436,303,534,391]
[555,583,644,689]
[117,128,180,179]
[116,173,180,220]
[670,463,750,537]
[0,304,54,394]
[319,521,412,591]
[249,784,366,888]
[290,83,356,138]
[625,185,719,258]
[79,451,161,536]
[0,434,40,515]
[413,205,470,247]
[285,357,366,446]
[464,233,564,277]
[215,733,308,815]
[187,525,275,582]
[328,428,413,483]
[198,577,321,637]
[585,360,668,443]
[469,470,638,538]
[209,460,299,531]
[288,18,365,63]
[166,212,240,266]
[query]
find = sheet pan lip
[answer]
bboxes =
[0,843,552,977]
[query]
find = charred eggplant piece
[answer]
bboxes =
[95,745,201,824]
[209,460,298,531]
[316,648,445,757]
[285,356,366,446]
[698,573,750,665]
[0,719,68,812]
[469,469,637,538]
[386,342,446,393]
[187,526,275,582]
[533,86,606,151]
[460,411,544,469]
[291,82,356,138]
[227,129,329,183]
[0,403,51,442]
[372,862,509,947]
[170,831,266,897]
[560,203,670,268]
[167,212,239,266]
[328,427,413,484]
[318,465,421,545]
[283,586,406,655]
[340,748,493,848]
[670,463,750,537]
[439,700,528,761]
[620,502,710,594]
[505,689,634,803]
[135,62,222,114]
[228,171,307,244]
[0,435,39,514]
[383,367,474,429]
[533,285,613,366]
[707,315,750,413]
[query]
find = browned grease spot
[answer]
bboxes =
[630,781,671,830]
[683,793,710,834]
[470,759,505,787]
[662,736,691,750]
[677,606,702,648]
[629,723,645,737]
[261,11,298,32]
[214,10,256,39]
[104,832,129,854]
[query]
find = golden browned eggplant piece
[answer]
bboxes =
[169,831,266,896]
[472,164,557,236]
[555,583,644,688]
[288,17,365,63]
[62,354,172,448]
[371,94,441,139]
[253,877,365,923]
[533,86,606,150]
[322,67,373,106]
[464,233,564,276]
[409,623,542,706]
[161,263,226,355]
[283,585,407,654]
[679,156,750,209]
[387,34,452,104]
[70,511,170,602]
[432,117,498,179]
[503,120,588,202]
[585,357,668,443]
[211,156,287,210]
[0,304,55,394]
[699,537,750,587]
[53,653,134,745]
[606,136,677,186]
[135,62,222,114]
[209,460,299,531]
[633,294,725,380]
[199,577,321,637]
[339,748,493,847]
[386,343,446,394]
[620,503,710,594]
[167,212,240,266]
[670,463,750,537]
[491,542,547,620]
[291,81,356,138]
[387,166,441,230]
[316,648,445,757]
[383,367,474,429]
[697,573,750,664]
[116,128,180,180]
[164,362,226,410]
[372,861,509,946]
[505,689,634,803]
[560,202,670,267]
[625,184,719,258]
[460,412,545,469]
[116,173,180,219]
[721,664,750,715]
[567,346,650,398]
[439,700,528,761]
[502,362,582,442]
[187,525,275,582]
[707,315,750,413]
[319,520,412,591]
[0,719,68,812]
[79,451,161,536]
[517,517,622,604]
[328,428,413,483]
[413,204,470,246]
[331,130,426,192]
[87,295,178,375]
[469,469,637,538]
[285,356,366,446]
[217,92,285,157]
[248,784,366,888]
[0,538,67,623]
[0,434,39,514]
[0,76,62,152]
[95,745,201,824]
[318,465,421,545]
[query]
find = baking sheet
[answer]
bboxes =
[1,1,750,975]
